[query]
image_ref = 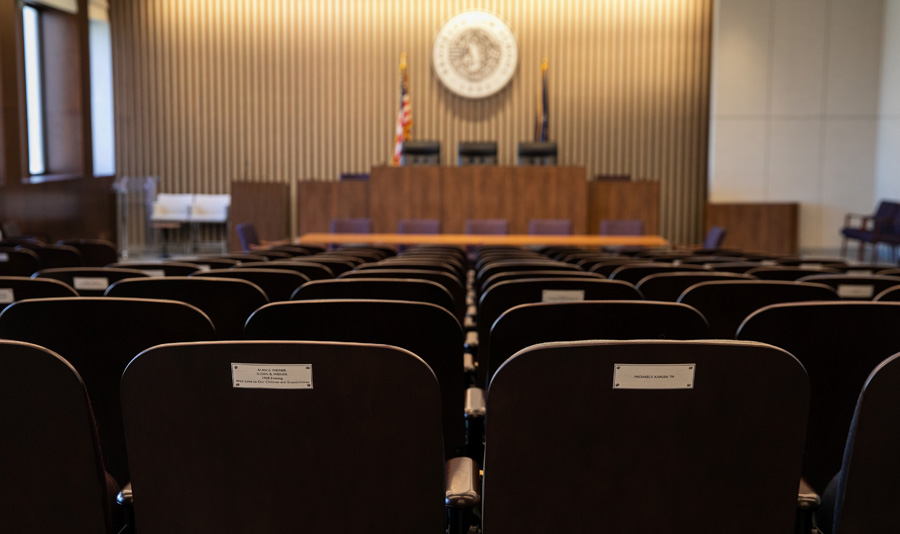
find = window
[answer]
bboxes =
[22,4,46,176]
[89,15,115,176]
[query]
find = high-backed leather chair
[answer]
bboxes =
[517,141,557,165]
[400,140,441,165]
[458,141,497,165]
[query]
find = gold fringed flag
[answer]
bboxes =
[392,53,412,165]
[534,57,549,142]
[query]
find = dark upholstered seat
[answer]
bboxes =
[0,340,118,533]
[34,267,149,296]
[121,340,446,533]
[482,339,808,533]
[0,297,215,485]
[191,268,309,302]
[736,301,900,493]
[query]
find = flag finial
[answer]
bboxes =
[541,57,548,72]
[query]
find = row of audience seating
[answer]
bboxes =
[3,239,900,533]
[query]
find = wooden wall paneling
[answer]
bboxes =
[229,181,289,251]
[511,166,588,234]
[588,181,660,235]
[440,166,516,234]
[296,180,369,234]
[297,182,336,234]
[705,203,799,255]
[369,165,442,233]
[112,0,713,247]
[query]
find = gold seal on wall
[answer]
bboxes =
[432,11,518,99]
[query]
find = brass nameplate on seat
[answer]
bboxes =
[0,288,14,303]
[542,289,585,303]
[614,364,695,389]
[837,284,874,299]
[0,253,8,262]
[232,363,313,389]
[73,277,109,291]
[142,269,165,277]
[846,269,873,276]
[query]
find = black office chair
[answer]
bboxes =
[244,299,465,457]
[120,340,449,533]
[736,301,900,493]
[0,297,216,486]
[480,339,808,533]
[458,141,497,165]
[0,340,119,533]
[400,140,441,165]
[517,141,557,165]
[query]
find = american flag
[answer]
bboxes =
[534,57,549,142]
[392,53,412,165]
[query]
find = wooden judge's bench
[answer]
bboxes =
[294,165,659,235]
[229,166,798,254]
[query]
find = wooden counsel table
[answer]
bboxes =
[298,233,669,248]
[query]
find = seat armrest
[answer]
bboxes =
[798,478,820,510]
[117,482,133,506]
[445,457,481,508]
[465,387,485,418]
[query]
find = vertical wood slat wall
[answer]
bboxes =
[111,0,711,246]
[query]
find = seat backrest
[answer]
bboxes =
[121,340,444,533]
[293,278,456,318]
[480,270,604,295]
[678,280,837,338]
[702,225,727,249]
[106,277,268,340]
[487,300,709,385]
[635,271,754,301]
[398,218,441,234]
[236,260,334,280]
[244,300,464,455]
[191,268,309,302]
[235,222,260,251]
[107,261,203,277]
[57,239,119,267]
[466,218,509,235]
[330,218,373,234]
[823,352,900,533]
[483,339,808,533]
[0,340,114,533]
[796,274,900,300]
[0,297,216,485]
[599,219,645,235]
[608,262,709,285]
[736,301,900,492]
[339,268,465,321]
[34,267,149,296]
[875,286,900,301]
[400,140,441,165]
[742,265,842,281]
[458,141,498,165]
[528,218,572,235]
[30,244,84,269]
[0,247,40,276]
[0,276,77,303]
[517,141,557,165]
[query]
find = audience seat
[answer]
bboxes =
[33,267,149,296]
[0,247,40,276]
[736,301,900,493]
[795,273,900,300]
[0,340,119,533]
[244,299,465,456]
[293,278,456,319]
[634,271,754,301]
[58,239,118,267]
[480,339,808,533]
[678,280,837,338]
[105,277,268,340]
[0,275,78,303]
[0,297,216,485]
[235,260,334,280]
[106,261,203,277]
[120,340,447,533]
[191,268,310,302]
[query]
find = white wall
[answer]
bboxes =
[710,0,885,254]
[877,0,900,201]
